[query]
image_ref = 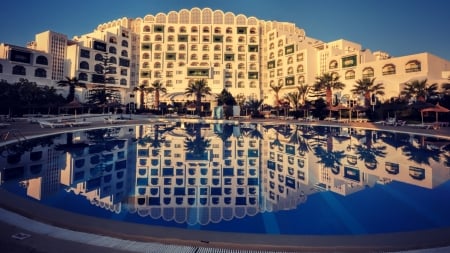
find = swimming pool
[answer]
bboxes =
[1,122,450,237]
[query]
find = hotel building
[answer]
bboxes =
[1,7,450,107]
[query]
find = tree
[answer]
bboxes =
[270,83,283,107]
[148,80,167,109]
[217,89,237,118]
[57,76,86,102]
[284,91,301,112]
[184,79,211,116]
[400,79,438,102]
[245,98,264,118]
[133,83,150,110]
[313,73,345,106]
[88,53,119,112]
[351,78,385,106]
[297,83,311,106]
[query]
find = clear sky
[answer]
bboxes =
[1,0,450,60]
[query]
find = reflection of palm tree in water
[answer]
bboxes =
[184,123,211,160]
[402,135,443,165]
[352,130,387,169]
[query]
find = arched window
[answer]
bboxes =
[168,26,175,33]
[143,35,150,41]
[79,61,89,70]
[405,60,421,73]
[278,39,284,47]
[121,50,128,57]
[382,64,396,75]
[269,52,274,59]
[297,65,304,73]
[34,68,46,77]
[109,46,117,54]
[109,36,117,44]
[121,40,128,47]
[225,63,232,69]
[109,56,117,64]
[36,56,48,65]
[278,49,283,57]
[287,67,293,75]
[362,67,374,78]
[12,65,26,75]
[154,62,161,68]
[269,43,274,49]
[345,70,355,80]
[95,53,103,61]
[142,53,150,59]
[143,26,151,32]
[287,57,293,64]
[179,26,186,33]
[277,59,283,66]
[120,78,127,85]
[329,60,338,69]
[238,72,245,78]
[214,45,221,51]
[155,35,162,41]
[94,64,103,74]
[78,72,87,81]
[298,76,305,84]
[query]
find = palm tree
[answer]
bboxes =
[297,83,311,106]
[57,76,86,102]
[351,78,385,107]
[148,80,167,109]
[133,83,150,110]
[284,91,301,114]
[245,98,264,118]
[442,82,450,96]
[400,79,438,102]
[313,73,345,106]
[269,83,284,107]
[184,79,211,116]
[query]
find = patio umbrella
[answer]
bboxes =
[329,104,348,120]
[420,103,450,124]
[60,99,84,119]
[352,105,368,120]
[186,103,196,115]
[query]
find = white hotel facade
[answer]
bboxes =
[1,7,450,107]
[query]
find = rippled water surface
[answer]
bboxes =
[1,122,450,235]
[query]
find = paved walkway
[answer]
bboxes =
[1,114,450,253]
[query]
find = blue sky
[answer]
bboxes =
[1,0,450,60]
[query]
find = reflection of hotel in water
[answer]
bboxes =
[0,127,134,214]
[1,123,450,224]
[128,122,262,225]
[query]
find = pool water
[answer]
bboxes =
[1,122,450,235]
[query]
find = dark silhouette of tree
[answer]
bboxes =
[351,78,385,107]
[400,79,438,102]
[57,76,86,102]
[313,73,345,106]
[133,83,150,110]
[185,79,212,116]
[148,80,167,110]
